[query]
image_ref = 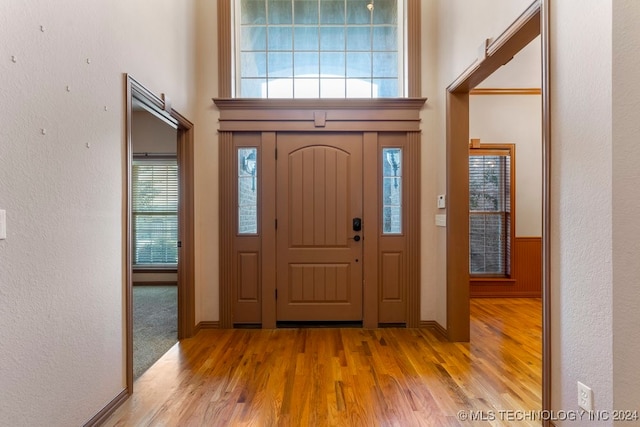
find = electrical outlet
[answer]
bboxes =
[0,209,6,240]
[578,381,593,411]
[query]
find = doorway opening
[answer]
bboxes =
[125,75,195,393]
[444,0,551,423]
[130,110,178,379]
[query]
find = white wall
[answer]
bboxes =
[419,0,440,323]
[612,0,640,416]
[132,110,177,155]
[193,0,220,324]
[0,1,195,425]
[550,0,614,424]
[470,94,542,237]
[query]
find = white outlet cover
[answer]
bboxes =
[0,209,6,240]
[577,381,593,411]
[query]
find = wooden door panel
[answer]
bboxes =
[289,264,349,302]
[289,147,349,247]
[277,133,362,321]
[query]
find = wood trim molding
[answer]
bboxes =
[133,281,178,286]
[420,321,448,340]
[406,131,421,328]
[195,321,221,333]
[362,132,379,328]
[446,90,471,342]
[470,88,541,95]
[213,98,427,132]
[217,0,232,98]
[177,120,196,340]
[132,268,177,274]
[472,292,541,298]
[82,389,128,427]
[219,131,234,328]
[407,0,421,97]
[261,132,277,328]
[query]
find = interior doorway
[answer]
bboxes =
[444,0,550,423]
[125,75,195,393]
[130,107,178,379]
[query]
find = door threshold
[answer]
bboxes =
[276,321,363,329]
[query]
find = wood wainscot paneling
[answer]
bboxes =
[471,237,542,298]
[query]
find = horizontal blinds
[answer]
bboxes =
[469,154,511,276]
[132,159,178,266]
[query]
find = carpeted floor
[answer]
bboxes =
[133,285,177,379]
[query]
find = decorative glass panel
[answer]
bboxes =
[238,148,258,234]
[382,148,402,234]
[236,0,403,98]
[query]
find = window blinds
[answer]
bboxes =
[132,159,178,266]
[469,154,511,276]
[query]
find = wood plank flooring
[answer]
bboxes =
[103,298,541,427]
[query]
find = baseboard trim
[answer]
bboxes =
[470,292,542,298]
[132,282,178,286]
[83,388,129,427]
[195,321,221,333]
[420,320,448,340]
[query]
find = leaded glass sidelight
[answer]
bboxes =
[382,147,402,234]
[238,148,258,234]
[236,0,404,98]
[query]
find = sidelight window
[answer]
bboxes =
[235,0,404,98]
[382,147,402,234]
[238,148,259,234]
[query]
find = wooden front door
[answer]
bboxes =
[276,133,363,321]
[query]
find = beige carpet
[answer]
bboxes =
[133,285,177,379]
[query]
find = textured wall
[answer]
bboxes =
[612,0,640,417]
[0,1,195,425]
[550,0,614,424]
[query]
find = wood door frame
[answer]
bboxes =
[215,99,426,329]
[124,75,195,394]
[445,0,551,424]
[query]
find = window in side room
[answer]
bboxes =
[469,146,514,277]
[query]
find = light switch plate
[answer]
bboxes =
[435,214,446,227]
[0,209,6,240]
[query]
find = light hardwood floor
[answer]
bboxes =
[103,298,541,426]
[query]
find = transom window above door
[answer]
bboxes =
[236,0,405,98]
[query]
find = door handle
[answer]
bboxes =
[353,235,361,242]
